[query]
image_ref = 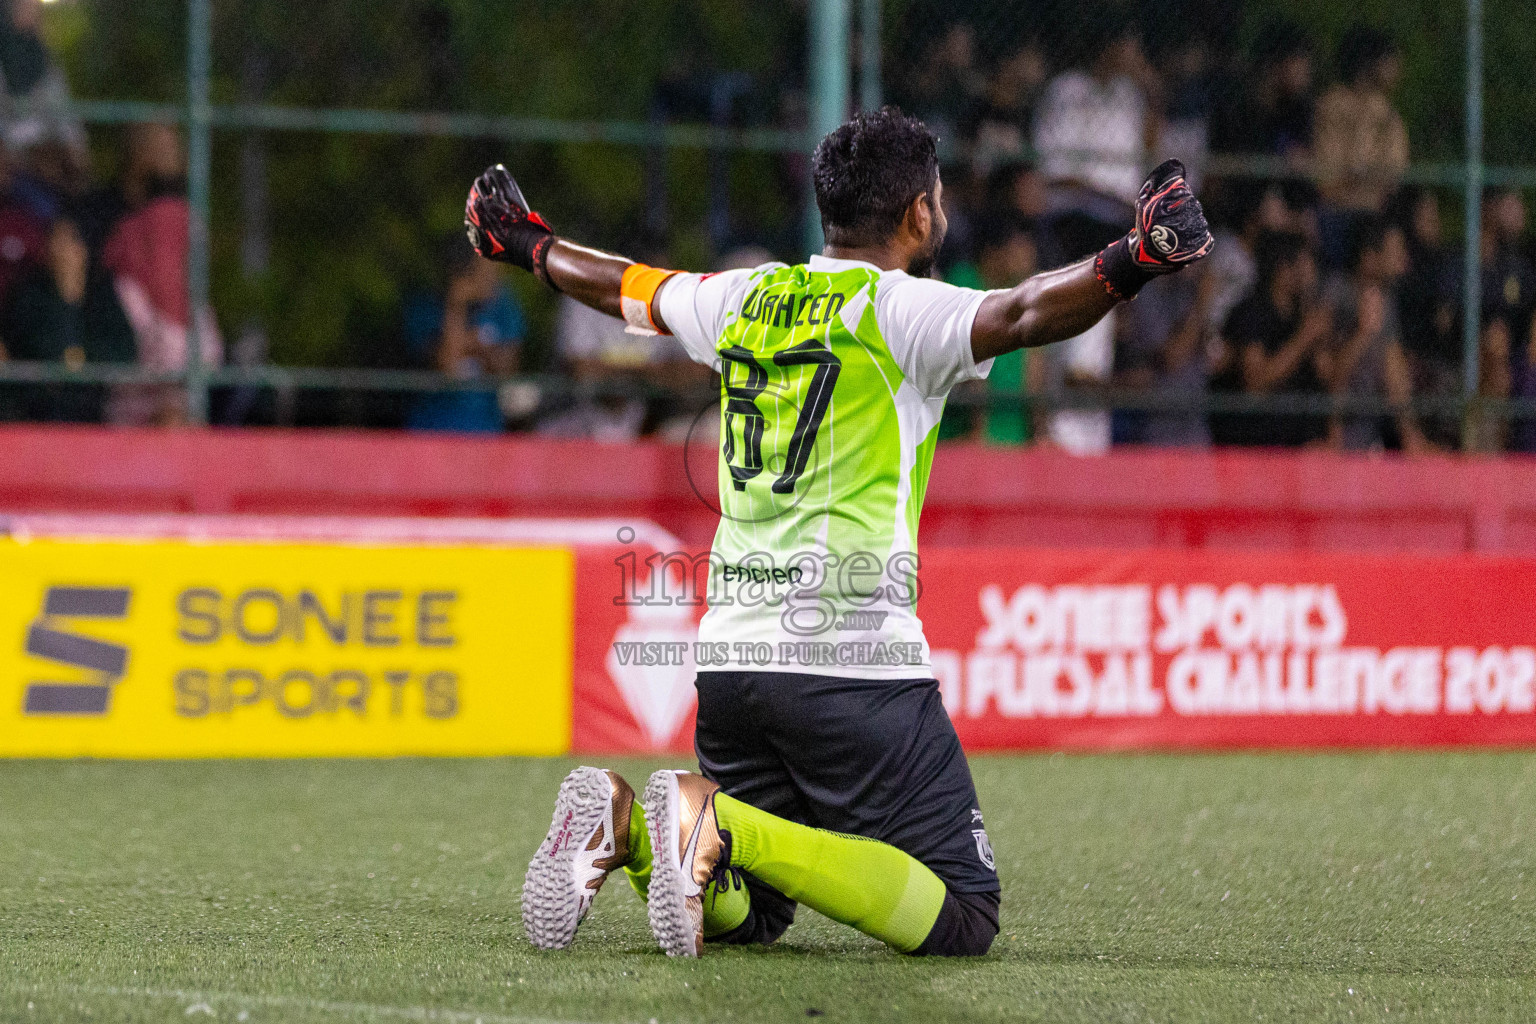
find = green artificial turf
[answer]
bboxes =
[1,752,1533,1022]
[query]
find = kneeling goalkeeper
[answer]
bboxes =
[469,108,1212,958]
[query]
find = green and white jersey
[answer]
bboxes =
[658,255,995,679]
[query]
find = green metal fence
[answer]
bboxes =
[2,0,1517,442]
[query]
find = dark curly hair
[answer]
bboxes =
[812,107,939,248]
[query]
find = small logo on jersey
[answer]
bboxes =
[835,610,888,631]
[972,828,995,870]
[1149,224,1177,255]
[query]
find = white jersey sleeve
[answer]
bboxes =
[656,265,782,370]
[874,272,997,399]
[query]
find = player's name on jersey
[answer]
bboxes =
[739,287,848,329]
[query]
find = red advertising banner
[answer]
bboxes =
[572,546,702,754]
[571,546,1536,753]
[923,548,1536,750]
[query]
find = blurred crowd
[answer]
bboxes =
[901,14,1535,455]
[0,0,217,426]
[2,0,1534,455]
[396,10,1536,454]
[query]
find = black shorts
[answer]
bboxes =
[693,671,1001,909]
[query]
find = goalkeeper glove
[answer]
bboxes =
[464,164,557,287]
[1095,159,1214,301]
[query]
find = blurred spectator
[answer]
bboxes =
[1481,188,1536,453]
[1313,27,1408,268]
[1115,264,1218,448]
[1033,17,1158,206]
[539,297,650,441]
[1511,332,1536,453]
[1318,216,1429,452]
[984,162,1065,269]
[99,125,222,426]
[403,242,523,433]
[1214,19,1316,166]
[0,0,87,214]
[962,43,1046,178]
[946,215,1040,444]
[1038,310,1115,455]
[77,123,186,256]
[0,145,43,310]
[903,22,986,143]
[1469,318,1512,454]
[1391,187,1463,448]
[1156,35,1215,191]
[0,216,133,421]
[1202,180,1295,339]
[986,161,1047,222]
[540,245,719,442]
[1210,230,1328,447]
[1479,188,1534,343]
[1026,17,1161,456]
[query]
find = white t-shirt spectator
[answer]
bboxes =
[541,295,694,441]
[556,295,687,368]
[1032,71,1146,202]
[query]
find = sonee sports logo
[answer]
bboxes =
[22,586,131,716]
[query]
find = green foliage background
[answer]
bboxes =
[35,0,1536,369]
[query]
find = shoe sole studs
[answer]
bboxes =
[643,770,700,958]
[521,765,610,950]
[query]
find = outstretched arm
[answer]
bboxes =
[463,166,674,331]
[542,241,635,321]
[971,159,1213,363]
[971,256,1116,362]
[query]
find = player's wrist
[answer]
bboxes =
[1094,233,1155,302]
[529,233,559,291]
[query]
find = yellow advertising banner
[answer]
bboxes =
[0,538,574,757]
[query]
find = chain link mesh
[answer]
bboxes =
[19,0,1536,448]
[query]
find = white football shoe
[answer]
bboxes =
[521,766,637,950]
[642,769,730,958]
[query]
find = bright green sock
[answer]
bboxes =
[702,877,751,937]
[623,800,652,898]
[713,793,947,953]
[625,794,750,934]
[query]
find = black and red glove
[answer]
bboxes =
[1094,159,1214,301]
[464,164,557,287]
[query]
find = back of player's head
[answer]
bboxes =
[813,107,939,249]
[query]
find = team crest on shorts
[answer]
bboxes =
[972,829,995,870]
[969,809,995,869]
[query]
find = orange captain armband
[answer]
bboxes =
[620,263,679,336]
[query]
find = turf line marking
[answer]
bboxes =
[4,982,610,1024]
